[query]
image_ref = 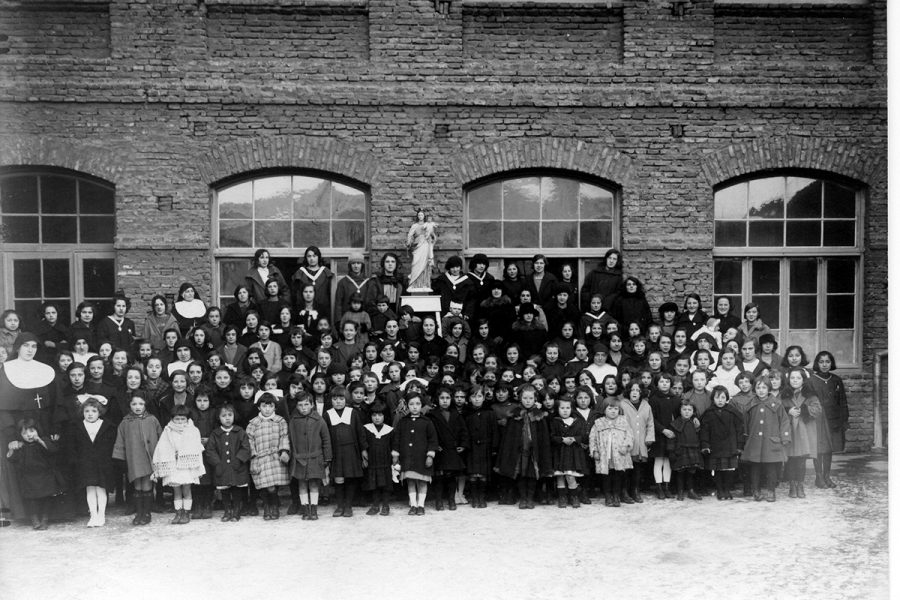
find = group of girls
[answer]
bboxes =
[0,246,850,527]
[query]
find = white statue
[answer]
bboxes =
[406,208,437,291]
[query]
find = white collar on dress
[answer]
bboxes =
[327,407,353,425]
[364,423,393,438]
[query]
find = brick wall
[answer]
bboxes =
[0,0,887,450]
[0,2,110,58]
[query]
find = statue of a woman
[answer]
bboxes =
[406,208,437,291]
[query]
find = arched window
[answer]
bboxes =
[713,172,863,367]
[213,172,368,307]
[0,169,116,326]
[464,172,619,289]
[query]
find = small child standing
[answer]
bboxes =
[392,392,438,515]
[247,393,291,520]
[588,398,633,507]
[151,405,206,524]
[495,384,553,509]
[549,398,588,508]
[619,382,655,504]
[71,398,117,527]
[189,386,218,519]
[427,387,469,511]
[700,386,745,500]
[6,418,64,529]
[742,378,790,502]
[325,388,368,517]
[464,385,497,508]
[205,404,251,521]
[670,401,703,501]
[362,402,394,516]
[112,393,162,525]
[288,393,332,520]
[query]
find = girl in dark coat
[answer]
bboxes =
[495,384,553,509]
[609,277,653,334]
[324,389,368,517]
[700,386,745,500]
[371,252,408,316]
[670,401,703,501]
[550,397,588,508]
[501,262,526,305]
[224,285,259,329]
[675,293,709,339]
[292,246,335,320]
[508,303,548,361]
[522,254,559,308]
[478,281,517,342]
[288,394,332,521]
[742,378,790,502]
[72,398,117,527]
[712,296,742,336]
[648,375,681,499]
[464,385,497,508]
[6,418,64,529]
[580,249,623,312]
[245,248,290,305]
[204,404,251,521]
[427,387,470,511]
[391,392,439,515]
[807,351,849,488]
[189,387,219,519]
[362,402,394,516]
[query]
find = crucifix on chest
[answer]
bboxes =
[33,394,43,409]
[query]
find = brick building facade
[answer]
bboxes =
[0,0,887,449]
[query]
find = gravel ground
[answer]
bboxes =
[0,454,888,600]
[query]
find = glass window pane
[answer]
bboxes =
[1,175,38,214]
[42,216,78,244]
[333,184,365,219]
[823,221,855,246]
[785,178,821,218]
[468,182,501,220]
[827,259,855,293]
[3,216,39,243]
[41,176,77,214]
[219,259,248,298]
[714,260,742,294]
[751,260,780,294]
[748,221,783,246]
[292,177,330,219]
[752,295,780,329]
[79,180,115,214]
[218,182,253,219]
[469,221,501,247]
[789,259,817,293]
[579,221,611,248]
[13,259,41,298]
[823,181,856,218]
[714,183,747,219]
[504,221,539,248]
[254,176,293,220]
[787,330,817,356]
[542,222,577,248]
[825,330,854,366]
[826,295,855,329]
[83,259,115,298]
[715,221,746,246]
[14,300,44,332]
[786,221,821,246]
[43,259,70,298]
[219,220,252,247]
[579,184,613,219]
[748,177,784,218]
[80,216,115,243]
[790,295,817,329]
[255,220,292,248]
[293,220,329,248]
[503,178,540,220]
[541,177,578,220]
[333,221,366,248]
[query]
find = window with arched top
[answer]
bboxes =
[0,169,117,327]
[213,172,369,307]
[712,172,863,367]
[464,172,620,290]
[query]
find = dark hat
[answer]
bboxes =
[592,342,609,355]
[469,253,489,268]
[553,282,572,296]
[659,302,679,314]
[376,294,391,304]
[349,292,363,303]
[518,302,537,317]
[445,256,464,271]
[488,279,505,292]
[759,333,778,350]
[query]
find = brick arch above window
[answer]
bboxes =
[448,138,636,188]
[0,137,126,185]
[197,136,382,188]
[700,136,884,188]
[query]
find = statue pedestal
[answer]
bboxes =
[401,294,443,335]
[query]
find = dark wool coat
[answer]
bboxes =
[362,423,394,490]
[742,395,791,464]
[69,320,97,352]
[782,390,821,458]
[334,273,378,324]
[700,405,745,459]
[428,408,470,473]
[325,407,367,479]
[675,310,710,339]
[204,426,251,487]
[464,408,498,477]
[544,302,581,340]
[112,412,162,482]
[550,416,589,475]
[431,273,477,318]
[292,266,335,321]
[95,316,137,352]
[580,266,623,312]
[648,391,681,458]
[34,320,71,364]
[245,264,290,305]
[609,291,653,333]
[71,419,118,489]
[223,300,259,329]
[523,272,559,308]
[495,406,553,479]
[189,407,219,484]
[8,439,64,499]
[670,416,703,470]
[807,372,849,453]
[391,414,439,477]
[288,409,332,481]
[478,297,517,342]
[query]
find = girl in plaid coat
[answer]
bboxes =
[247,393,291,520]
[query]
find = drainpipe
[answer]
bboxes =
[872,350,888,453]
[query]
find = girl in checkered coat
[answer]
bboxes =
[246,393,291,520]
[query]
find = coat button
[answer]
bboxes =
[409,443,413,446]
[758,432,763,436]
[759,408,764,413]
[760,420,764,424]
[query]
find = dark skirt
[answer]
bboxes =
[363,467,393,491]
[672,447,703,471]
[705,455,739,471]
